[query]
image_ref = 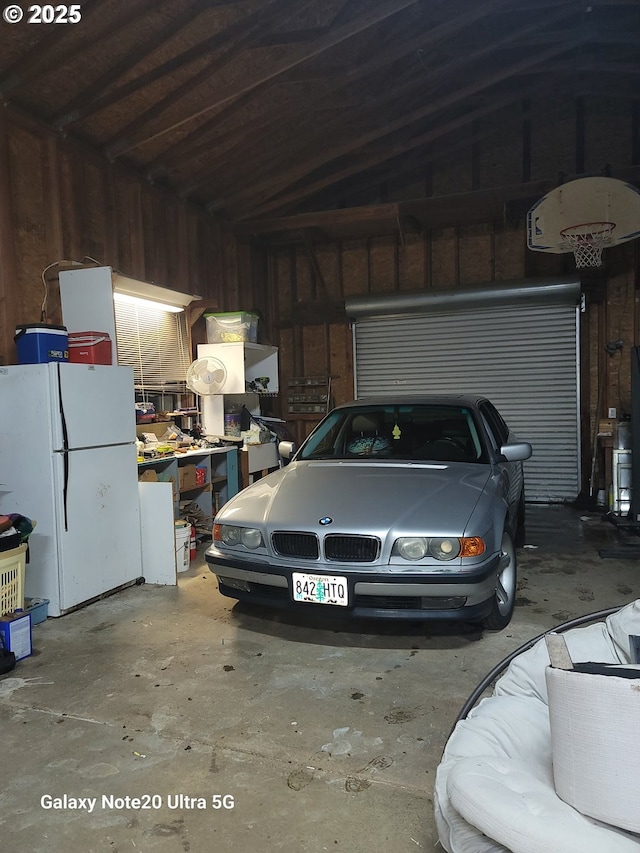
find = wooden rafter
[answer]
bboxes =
[52,0,218,129]
[0,0,102,94]
[227,33,587,218]
[196,3,575,212]
[55,0,285,131]
[104,0,423,159]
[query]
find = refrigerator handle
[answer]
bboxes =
[56,363,70,530]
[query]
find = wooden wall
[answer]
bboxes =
[0,107,244,365]
[2,94,639,498]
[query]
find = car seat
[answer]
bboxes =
[346,414,392,457]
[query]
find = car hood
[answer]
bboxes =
[219,459,491,536]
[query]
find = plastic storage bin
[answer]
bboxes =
[205,312,258,343]
[0,543,27,616]
[68,331,112,365]
[24,597,49,625]
[14,324,68,364]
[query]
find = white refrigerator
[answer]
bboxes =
[0,363,143,616]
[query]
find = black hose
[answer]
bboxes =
[447,605,624,741]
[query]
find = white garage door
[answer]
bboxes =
[348,279,581,503]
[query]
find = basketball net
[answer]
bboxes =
[560,222,616,268]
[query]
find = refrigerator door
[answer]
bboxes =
[52,443,142,614]
[51,363,136,450]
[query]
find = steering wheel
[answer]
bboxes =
[417,436,468,461]
[431,436,467,451]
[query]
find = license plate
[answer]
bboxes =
[292,573,349,606]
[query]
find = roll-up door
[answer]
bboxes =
[348,280,581,503]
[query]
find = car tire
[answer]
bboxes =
[481,531,516,631]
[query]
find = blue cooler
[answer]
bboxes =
[14,323,69,364]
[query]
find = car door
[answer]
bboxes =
[478,401,523,523]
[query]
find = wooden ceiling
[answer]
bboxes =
[1,0,638,236]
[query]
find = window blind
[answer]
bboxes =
[114,300,191,393]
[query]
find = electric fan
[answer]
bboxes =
[186,357,227,395]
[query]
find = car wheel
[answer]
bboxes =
[515,492,526,548]
[481,531,516,631]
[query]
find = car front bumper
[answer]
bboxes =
[205,548,507,621]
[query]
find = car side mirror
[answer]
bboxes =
[500,442,532,462]
[279,440,296,460]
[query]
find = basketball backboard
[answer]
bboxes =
[527,176,640,267]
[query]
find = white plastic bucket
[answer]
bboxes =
[175,521,190,573]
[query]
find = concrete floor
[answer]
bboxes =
[2,505,639,853]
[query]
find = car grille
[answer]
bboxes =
[271,531,380,562]
[272,532,319,559]
[324,535,380,562]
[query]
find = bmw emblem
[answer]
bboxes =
[319,516,333,525]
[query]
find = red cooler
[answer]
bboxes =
[68,332,112,365]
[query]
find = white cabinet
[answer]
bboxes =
[197,342,279,437]
[197,342,278,394]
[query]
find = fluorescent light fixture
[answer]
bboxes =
[112,272,202,311]
[114,292,184,313]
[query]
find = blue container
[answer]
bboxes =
[24,597,49,625]
[14,323,68,364]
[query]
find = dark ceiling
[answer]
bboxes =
[1,0,639,230]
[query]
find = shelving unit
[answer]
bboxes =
[287,376,331,414]
[137,446,239,530]
[195,342,280,438]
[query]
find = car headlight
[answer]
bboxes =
[240,528,263,549]
[214,524,263,549]
[393,536,485,561]
[395,537,428,560]
[429,538,461,560]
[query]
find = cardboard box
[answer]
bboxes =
[179,465,198,491]
[0,611,32,660]
[138,469,159,483]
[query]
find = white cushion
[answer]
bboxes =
[446,755,640,853]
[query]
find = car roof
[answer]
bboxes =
[334,395,488,410]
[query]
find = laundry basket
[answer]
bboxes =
[0,544,27,615]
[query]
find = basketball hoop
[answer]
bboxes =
[560,222,616,268]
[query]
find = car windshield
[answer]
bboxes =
[298,404,488,463]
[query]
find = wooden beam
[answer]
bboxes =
[217,6,577,216]
[0,0,101,95]
[233,164,640,244]
[146,0,448,177]
[57,0,277,132]
[0,111,19,365]
[148,0,525,188]
[241,36,588,219]
[105,0,423,159]
[198,6,573,212]
[52,0,213,129]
